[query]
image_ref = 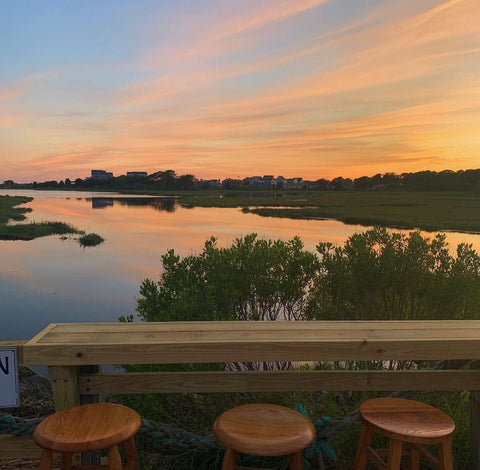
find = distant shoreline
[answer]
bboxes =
[1,188,480,234]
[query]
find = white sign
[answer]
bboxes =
[0,347,19,407]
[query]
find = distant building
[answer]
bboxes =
[241,175,305,189]
[285,177,303,189]
[263,175,275,188]
[126,171,148,177]
[197,178,222,188]
[88,169,113,181]
[275,176,286,189]
[250,176,264,188]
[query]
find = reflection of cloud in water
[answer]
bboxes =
[2,191,480,341]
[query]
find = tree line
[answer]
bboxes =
[2,168,480,191]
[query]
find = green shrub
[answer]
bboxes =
[119,229,480,469]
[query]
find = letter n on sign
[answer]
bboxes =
[0,348,19,407]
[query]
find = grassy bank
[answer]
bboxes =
[6,187,479,232]
[0,221,79,240]
[169,190,480,233]
[0,195,33,224]
[0,195,103,244]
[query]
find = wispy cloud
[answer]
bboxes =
[1,0,480,181]
[142,0,331,66]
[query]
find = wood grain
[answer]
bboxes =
[0,435,42,459]
[354,398,455,470]
[22,321,480,366]
[0,340,26,364]
[48,366,80,412]
[213,403,315,457]
[359,398,455,444]
[33,404,141,453]
[78,370,480,394]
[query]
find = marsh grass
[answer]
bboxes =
[78,233,104,247]
[0,196,80,240]
[238,191,480,232]
[0,195,33,223]
[0,194,105,245]
[124,189,480,232]
[0,221,79,240]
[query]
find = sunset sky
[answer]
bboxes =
[1,0,479,183]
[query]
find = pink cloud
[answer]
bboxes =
[3,1,480,182]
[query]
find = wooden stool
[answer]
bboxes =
[33,403,141,470]
[353,397,455,470]
[213,403,315,470]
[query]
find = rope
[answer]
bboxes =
[0,415,41,436]
[296,404,337,470]
[140,418,219,454]
[0,411,344,470]
[2,359,469,461]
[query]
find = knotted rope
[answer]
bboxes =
[139,418,219,454]
[0,415,41,436]
[1,412,343,459]
[296,404,338,470]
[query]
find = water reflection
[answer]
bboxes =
[2,189,480,341]
[91,198,113,209]
[89,197,177,212]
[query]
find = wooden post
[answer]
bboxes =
[471,391,480,470]
[48,366,80,411]
[79,365,101,467]
[48,366,81,466]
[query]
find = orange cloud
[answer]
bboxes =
[3,0,480,182]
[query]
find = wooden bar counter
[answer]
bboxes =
[16,320,480,469]
[22,320,480,366]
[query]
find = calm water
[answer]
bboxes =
[2,190,480,341]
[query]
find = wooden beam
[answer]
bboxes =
[0,434,41,459]
[0,340,26,364]
[79,370,480,394]
[23,321,480,366]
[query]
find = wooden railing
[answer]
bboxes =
[3,320,480,467]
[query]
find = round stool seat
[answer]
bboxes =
[33,403,141,453]
[213,403,315,457]
[354,398,455,470]
[360,397,455,444]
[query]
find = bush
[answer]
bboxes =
[120,229,480,469]
[136,228,480,325]
[309,227,480,321]
[136,233,320,324]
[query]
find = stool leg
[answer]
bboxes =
[222,447,237,470]
[408,444,420,470]
[386,439,403,470]
[108,445,123,470]
[438,439,454,470]
[123,436,140,470]
[353,424,374,470]
[290,451,303,470]
[62,453,74,470]
[39,449,53,470]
